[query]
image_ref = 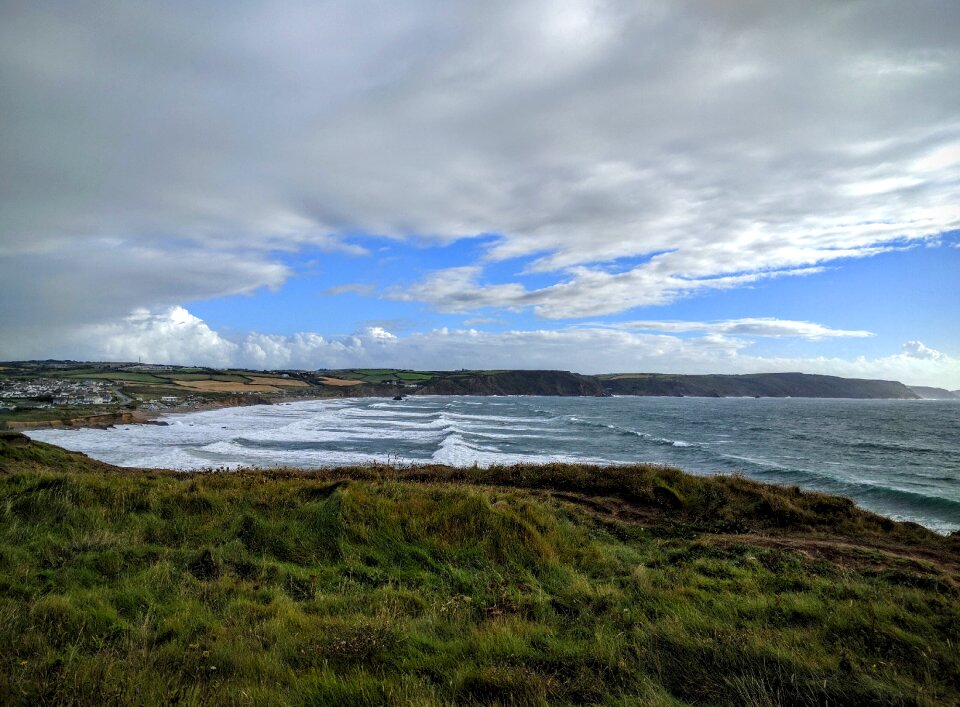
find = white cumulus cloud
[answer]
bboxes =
[8,307,956,389]
[899,340,946,361]
[85,307,238,368]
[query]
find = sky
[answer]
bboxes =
[1,0,958,387]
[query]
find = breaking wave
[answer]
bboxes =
[26,395,960,533]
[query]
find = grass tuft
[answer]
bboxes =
[0,434,957,705]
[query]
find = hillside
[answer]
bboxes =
[413,369,607,396]
[307,368,609,397]
[599,372,920,399]
[1,433,958,705]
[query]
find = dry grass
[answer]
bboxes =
[173,381,279,392]
[245,376,310,387]
[318,376,364,386]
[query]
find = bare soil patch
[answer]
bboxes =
[708,534,960,578]
[318,377,364,386]
[246,376,309,387]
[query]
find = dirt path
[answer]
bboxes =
[707,533,960,577]
[536,487,960,579]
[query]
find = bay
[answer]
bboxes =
[27,396,960,533]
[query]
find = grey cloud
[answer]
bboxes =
[323,283,377,297]
[598,318,874,340]
[390,263,824,318]
[1,0,958,329]
[0,240,287,338]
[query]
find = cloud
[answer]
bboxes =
[322,283,377,296]
[391,262,826,318]
[6,307,956,389]
[1,0,958,324]
[0,239,287,323]
[601,318,874,340]
[899,340,945,361]
[85,307,238,368]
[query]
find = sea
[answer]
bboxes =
[26,396,960,534]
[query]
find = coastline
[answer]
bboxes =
[6,390,954,433]
[18,395,960,535]
[0,392,335,431]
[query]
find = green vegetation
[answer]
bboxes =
[65,372,168,383]
[394,371,435,381]
[1,434,957,705]
[333,368,441,385]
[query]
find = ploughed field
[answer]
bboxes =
[1,433,958,706]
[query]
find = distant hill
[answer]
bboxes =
[414,370,608,396]
[597,372,919,399]
[908,386,960,400]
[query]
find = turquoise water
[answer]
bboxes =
[28,396,960,533]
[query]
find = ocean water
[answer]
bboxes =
[27,396,960,533]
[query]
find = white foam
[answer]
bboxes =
[24,395,686,471]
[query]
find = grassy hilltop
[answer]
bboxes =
[1,434,958,705]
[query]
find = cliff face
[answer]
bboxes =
[599,372,920,399]
[415,370,609,397]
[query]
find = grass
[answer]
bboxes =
[66,372,169,383]
[336,369,440,385]
[165,374,252,383]
[0,434,958,705]
[394,372,435,382]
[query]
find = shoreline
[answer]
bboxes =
[0,392,337,431]
[5,391,956,433]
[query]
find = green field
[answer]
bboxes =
[69,372,169,383]
[326,369,445,385]
[394,372,435,381]
[164,374,252,383]
[1,434,957,705]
